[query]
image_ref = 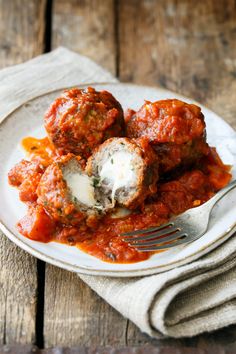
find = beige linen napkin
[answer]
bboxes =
[1,47,236,339]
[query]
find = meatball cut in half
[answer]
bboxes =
[126,99,209,174]
[37,154,101,227]
[86,137,159,209]
[44,87,125,159]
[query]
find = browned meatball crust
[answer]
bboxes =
[125,99,209,174]
[44,87,125,159]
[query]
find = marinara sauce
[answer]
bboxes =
[8,135,231,264]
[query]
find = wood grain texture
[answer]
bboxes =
[0,0,46,345]
[0,0,46,69]
[44,0,129,347]
[0,237,37,345]
[44,268,128,347]
[118,0,236,127]
[52,0,116,75]
[118,0,236,345]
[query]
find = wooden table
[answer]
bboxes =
[1,1,236,352]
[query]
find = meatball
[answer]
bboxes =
[37,154,100,226]
[86,137,159,209]
[126,99,209,173]
[44,87,125,159]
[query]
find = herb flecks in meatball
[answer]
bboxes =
[44,87,125,159]
[86,137,159,209]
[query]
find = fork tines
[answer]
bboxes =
[121,222,188,251]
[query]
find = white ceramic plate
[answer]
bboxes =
[0,83,236,277]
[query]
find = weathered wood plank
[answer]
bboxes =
[118,0,236,127]
[44,269,128,347]
[52,0,116,75]
[44,0,129,347]
[0,0,46,345]
[0,0,46,68]
[0,237,37,345]
[118,0,236,345]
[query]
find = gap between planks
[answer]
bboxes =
[36,0,53,349]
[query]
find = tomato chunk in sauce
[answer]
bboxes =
[17,205,55,242]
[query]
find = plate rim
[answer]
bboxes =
[1,82,236,277]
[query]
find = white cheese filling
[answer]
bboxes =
[99,151,137,205]
[65,173,96,207]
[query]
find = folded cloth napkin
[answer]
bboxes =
[1,47,236,339]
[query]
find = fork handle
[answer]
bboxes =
[207,179,236,209]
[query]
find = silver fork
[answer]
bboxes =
[121,179,236,251]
